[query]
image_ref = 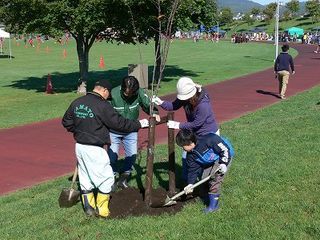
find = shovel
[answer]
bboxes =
[163,165,220,207]
[58,166,81,208]
[163,175,212,206]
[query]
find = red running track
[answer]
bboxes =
[0,44,318,195]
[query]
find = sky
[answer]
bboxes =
[252,0,305,4]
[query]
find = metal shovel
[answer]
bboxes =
[163,164,220,207]
[163,174,213,207]
[58,166,81,208]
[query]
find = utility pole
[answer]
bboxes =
[274,0,280,61]
[217,22,219,42]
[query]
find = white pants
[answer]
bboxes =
[75,143,114,193]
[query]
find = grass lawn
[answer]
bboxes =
[0,85,319,240]
[229,16,319,34]
[0,39,282,129]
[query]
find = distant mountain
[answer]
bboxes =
[217,0,263,14]
[279,2,306,16]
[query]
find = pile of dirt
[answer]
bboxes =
[109,187,197,218]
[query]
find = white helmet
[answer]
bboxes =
[176,77,198,100]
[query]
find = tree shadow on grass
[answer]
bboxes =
[295,22,313,27]
[255,23,268,27]
[0,55,15,59]
[133,161,183,192]
[5,65,198,93]
[157,65,199,83]
[237,29,248,33]
[244,55,274,62]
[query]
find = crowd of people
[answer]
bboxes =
[174,30,225,43]
[12,32,71,47]
[277,32,319,44]
[302,32,320,45]
[62,76,234,218]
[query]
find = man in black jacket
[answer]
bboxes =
[274,44,295,99]
[62,80,149,218]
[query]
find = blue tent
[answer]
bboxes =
[210,26,226,33]
[200,25,206,33]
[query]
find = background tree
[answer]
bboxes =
[1,0,217,93]
[1,0,139,94]
[243,12,254,26]
[219,7,233,26]
[282,10,293,21]
[262,3,277,23]
[305,0,320,23]
[127,0,217,85]
[285,0,300,18]
[251,7,261,20]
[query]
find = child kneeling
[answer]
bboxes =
[176,129,234,213]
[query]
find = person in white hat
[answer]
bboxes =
[152,77,220,182]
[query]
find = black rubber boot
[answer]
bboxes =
[117,172,130,189]
[81,191,96,217]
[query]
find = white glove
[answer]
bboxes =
[151,95,164,105]
[139,119,149,128]
[217,164,227,175]
[167,120,180,129]
[183,184,194,194]
[152,114,161,122]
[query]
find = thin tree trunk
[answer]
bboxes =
[154,35,161,85]
[76,36,89,94]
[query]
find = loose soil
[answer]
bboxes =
[109,187,198,219]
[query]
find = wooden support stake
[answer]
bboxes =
[167,112,176,195]
[144,116,156,206]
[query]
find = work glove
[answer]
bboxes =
[167,120,180,129]
[139,119,149,128]
[183,184,193,194]
[217,163,227,175]
[151,95,164,105]
[152,114,161,122]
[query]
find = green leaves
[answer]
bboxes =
[305,0,320,23]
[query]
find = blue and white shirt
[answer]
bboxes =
[186,133,234,184]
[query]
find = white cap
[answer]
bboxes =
[176,77,197,100]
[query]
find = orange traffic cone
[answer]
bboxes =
[46,74,54,94]
[46,46,50,53]
[99,55,105,69]
[63,48,67,59]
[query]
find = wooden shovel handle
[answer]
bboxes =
[70,165,78,190]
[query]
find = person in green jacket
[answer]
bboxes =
[108,76,159,189]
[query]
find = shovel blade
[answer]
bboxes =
[163,196,177,207]
[58,188,80,208]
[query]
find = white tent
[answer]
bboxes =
[0,29,12,59]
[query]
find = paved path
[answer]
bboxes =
[0,44,318,195]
